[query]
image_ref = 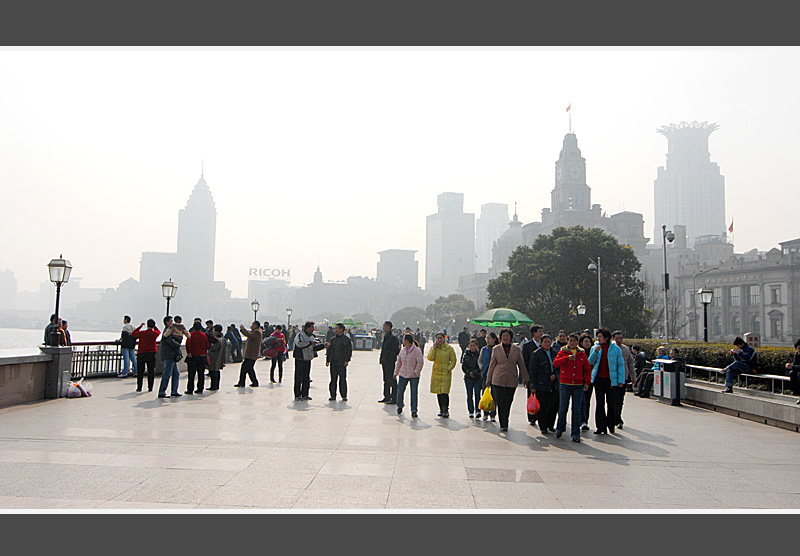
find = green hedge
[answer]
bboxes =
[626,339,795,375]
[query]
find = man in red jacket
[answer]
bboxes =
[133,319,160,392]
[185,321,211,394]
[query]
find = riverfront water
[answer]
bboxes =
[0,328,119,350]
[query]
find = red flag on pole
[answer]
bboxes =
[728,219,734,233]
[566,104,571,112]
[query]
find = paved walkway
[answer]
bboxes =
[1,347,799,510]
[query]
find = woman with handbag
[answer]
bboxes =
[485,328,528,433]
[427,332,457,418]
[479,332,498,422]
[265,324,287,383]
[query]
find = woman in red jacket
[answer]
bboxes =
[552,333,591,442]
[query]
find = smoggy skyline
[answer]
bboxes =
[2,48,798,299]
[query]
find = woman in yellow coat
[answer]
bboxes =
[427,332,458,418]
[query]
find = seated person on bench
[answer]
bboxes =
[722,337,757,394]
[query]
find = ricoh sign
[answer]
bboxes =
[249,268,291,280]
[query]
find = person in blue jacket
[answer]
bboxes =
[722,337,757,393]
[587,328,626,435]
[479,332,498,422]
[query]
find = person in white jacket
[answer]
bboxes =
[394,333,424,418]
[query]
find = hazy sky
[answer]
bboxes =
[2,47,797,298]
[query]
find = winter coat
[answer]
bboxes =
[427,342,457,394]
[480,345,493,380]
[326,334,353,365]
[294,331,325,361]
[187,330,211,357]
[485,343,529,388]
[528,346,560,393]
[240,327,263,360]
[380,332,401,365]
[264,331,286,359]
[394,344,424,379]
[616,342,636,382]
[461,349,482,381]
[587,342,627,386]
[553,346,592,386]
[208,331,226,372]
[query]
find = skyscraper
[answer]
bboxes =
[176,171,217,287]
[425,192,475,297]
[377,249,419,290]
[475,203,509,273]
[654,121,726,247]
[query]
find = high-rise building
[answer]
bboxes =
[425,192,475,297]
[176,172,217,286]
[654,121,726,247]
[0,269,17,310]
[377,249,419,290]
[475,203,509,273]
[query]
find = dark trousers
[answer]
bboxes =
[436,393,450,411]
[238,358,259,386]
[790,369,800,396]
[617,386,627,425]
[186,355,206,392]
[637,372,654,397]
[493,385,516,429]
[465,378,482,415]
[329,362,348,399]
[535,388,559,431]
[593,377,619,433]
[294,359,311,398]
[136,352,156,391]
[382,362,397,402]
[580,384,593,425]
[208,369,220,390]
[230,341,243,362]
[270,356,284,383]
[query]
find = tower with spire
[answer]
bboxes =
[176,171,217,287]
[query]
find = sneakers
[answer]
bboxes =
[411,411,418,418]
[722,387,733,393]
[469,414,474,419]
[499,427,508,432]
[483,415,489,421]
[580,423,589,431]
[342,397,348,401]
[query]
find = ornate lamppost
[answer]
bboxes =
[251,299,260,322]
[47,255,72,346]
[698,287,713,343]
[161,279,177,317]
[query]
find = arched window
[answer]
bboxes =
[732,315,741,336]
[713,315,722,336]
[752,315,761,335]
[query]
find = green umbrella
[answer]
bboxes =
[336,317,364,327]
[471,308,533,328]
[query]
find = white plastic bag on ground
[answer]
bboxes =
[77,379,93,397]
[67,382,82,398]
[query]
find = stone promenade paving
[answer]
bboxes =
[1,347,800,510]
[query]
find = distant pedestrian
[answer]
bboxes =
[458,327,471,353]
[235,321,262,388]
[461,339,483,418]
[587,329,626,435]
[553,333,591,442]
[786,339,800,404]
[59,320,72,346]
[485,328,528,433]
[293,321,325,401]
[476,329,487,351]
[133,319,160,392]
[207,324,226,391]
[427,332,457,418]
[119,315,137,378]
[185,322,210,394]
[612,330,635,429]
[528,334,560,434]
[479,332,499,422]
[265,325,286,384]
[226,324,243,362]
[722,337,758,393]
[157,316,184,398]
[630,345,647,392]
[326,323,352,401]
[44,314,59,346]
[378,321,401,404]
[394,333,424,418]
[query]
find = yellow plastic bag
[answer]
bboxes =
[478,386,495,412]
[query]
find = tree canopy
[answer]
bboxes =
[486,226,648,337]
[425,294,476,333]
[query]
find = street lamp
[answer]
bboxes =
[161,279,177,317]
[662,225,676,343]
[577,303,586,316]
[251,299,260,322]
[587,257,601,329]
[692,266,719,340]
[286,307,293,329]
[47,255,72,346]
[698,287,714,343]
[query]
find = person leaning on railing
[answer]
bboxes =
[786,338,800,404]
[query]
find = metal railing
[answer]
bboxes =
[685,364,791,394]
[70,341,122,379]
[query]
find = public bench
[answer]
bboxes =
[685,364,792,395]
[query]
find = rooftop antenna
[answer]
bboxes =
[567,103,572,134]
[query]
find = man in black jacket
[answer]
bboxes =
[528,334,560,433]
[326,323,353,401]
[522,324,544,421]
[379,321,400,404]
[458,328,471,353]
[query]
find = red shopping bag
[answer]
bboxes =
[527,392,540,415]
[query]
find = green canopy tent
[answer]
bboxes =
[471,308,534,328]
[336,317,365,327]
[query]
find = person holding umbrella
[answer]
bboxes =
[485,328,528,433]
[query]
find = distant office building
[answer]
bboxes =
[377,249,419,290]
[475,203,509,273]
[176,172,217,287]
[654,121,726,247]
[0,269,17,310]
[426,192,475,297]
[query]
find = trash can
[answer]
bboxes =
[655,359,685,406]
